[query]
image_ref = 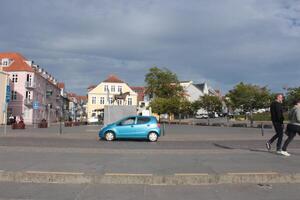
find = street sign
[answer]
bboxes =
[33,101,39,110]
[5,85,10,103]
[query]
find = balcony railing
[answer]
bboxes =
[24,98,33,106]
[25,81,35,89]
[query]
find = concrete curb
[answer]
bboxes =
[0,171,299,185]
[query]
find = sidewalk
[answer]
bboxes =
[0,124,299,185]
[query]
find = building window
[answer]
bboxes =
[111,85,115,93]
[92,97,96,104]
[117,99,123,105]
[12,74,18,83]
[11,91,17,100]
[1,58,10,66]
[118,86,122,93]
[109,97,113,104]
[100,97,105,104]
[128,98,132,105]
[104,85,109,92]
[26,74,32,83]
[25,91,31,99]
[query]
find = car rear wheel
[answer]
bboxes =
[148,132,158,142]
[105,131,115,141]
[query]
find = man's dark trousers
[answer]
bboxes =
[269,122,284,151]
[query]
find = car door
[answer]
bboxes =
[116,117,137,138]
[134,116,151,138]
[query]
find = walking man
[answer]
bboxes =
[266,93,285,155]
[281,99,300,156]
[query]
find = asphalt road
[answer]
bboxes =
[0,124,299,200]
[0,182,299,200]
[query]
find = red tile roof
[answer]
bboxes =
[103,74,124,83]
[67,93,77,98]
[131,86,145,102]
[87,85,97,92]
[0,52,34,72]
[57,82,65,89]
[77,95,87,101]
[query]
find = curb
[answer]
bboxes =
[0,171,299,185]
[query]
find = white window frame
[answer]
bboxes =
[100,97,105,104]
[12,74,18,83]
[104,85,109,92]
[128,98,132,105]
[92,96,96,104]
[25,91,31,100]
[111,85,115,93]
[117,99,123,105]
[109,97,113,104]
[118,86,122,93]
[11,91,17,100]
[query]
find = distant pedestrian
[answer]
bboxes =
[281,99,300,156]
[266,93,285,155]
[8,114,15,124]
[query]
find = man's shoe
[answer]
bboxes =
[266,142,271,151]
[281,151,291,156]
[276,150,283,155]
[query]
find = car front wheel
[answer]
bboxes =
[105,131,115,141]
[148,132,158,142]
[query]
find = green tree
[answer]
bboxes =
[149,97,181,121]
[145,67,183,98]
[178,99,193,119]
[226,82,271,126]
[145,67,186,121]
[191,100,202,116]
[285,87,300,108]
[199,95,222,114]
[149,98,168,115]
[199,94,222,124]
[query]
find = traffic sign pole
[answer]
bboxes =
[3,103,7,136]
[4,84,10,136]
[33,101,39,128]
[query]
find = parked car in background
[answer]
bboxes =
[195,114,208,119]
[98,116,161,142]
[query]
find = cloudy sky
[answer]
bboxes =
[1,0,299,95]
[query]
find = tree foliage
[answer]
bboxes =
[145,67,187,118]
[226,82,271,113]
[285,87,300,108]
[199,94,222,115]
[145,67,183,98]
[191,100,202,115]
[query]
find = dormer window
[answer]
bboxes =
[1,58,11,66]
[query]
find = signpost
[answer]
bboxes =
[4,85,10,136]
[6,85,10,103]
[33,101,39,128]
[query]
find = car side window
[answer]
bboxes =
[120,117,136,125]
[137,117,151,124]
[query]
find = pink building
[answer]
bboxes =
[0,52,61,125]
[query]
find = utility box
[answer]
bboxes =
[104,105,137,125]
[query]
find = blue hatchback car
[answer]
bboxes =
[99,116,161,142]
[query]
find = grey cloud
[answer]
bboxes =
[1,0,300,94]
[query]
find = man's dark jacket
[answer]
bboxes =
[270,101,284,124]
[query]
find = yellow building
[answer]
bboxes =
[87,75,138,123]
[0,67,9,125]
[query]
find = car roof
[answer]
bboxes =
[126,115,153,118]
